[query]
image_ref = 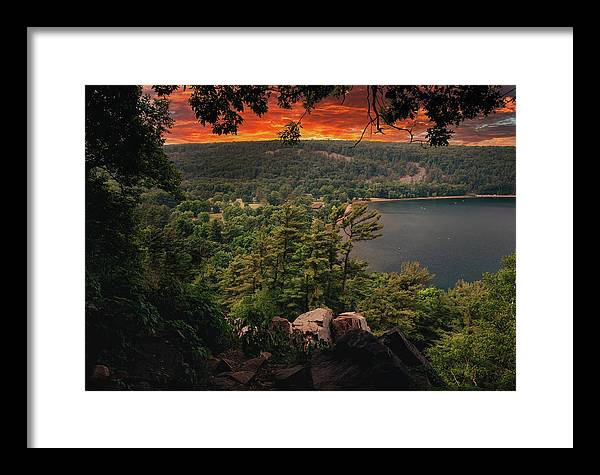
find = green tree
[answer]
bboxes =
[86,86,182,375]
[355,262,433,338]
[427,254,516,390]
[267,190,283,205]
[295,219,337,311]
[337,203,383,293]
[177,199,211,215]
[86,86,232,387]
[271,204,307,292]
[209,218,223,243]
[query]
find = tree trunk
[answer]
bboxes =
[341,248,351,293]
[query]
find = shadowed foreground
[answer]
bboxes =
[88,309,444,391]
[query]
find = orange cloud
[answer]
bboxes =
[148,86,515,146]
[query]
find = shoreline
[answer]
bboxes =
[354,194,516,203]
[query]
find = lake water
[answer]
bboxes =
[353,198,516,288]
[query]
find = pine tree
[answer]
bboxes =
[337,202,383,293]
[271,204,307,291]
[298,219,333,310]
[209,218,223,243]
[221,252,262,307]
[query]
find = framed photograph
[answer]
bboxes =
[28,27,573,448]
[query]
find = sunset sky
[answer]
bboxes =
[152,86,516,147]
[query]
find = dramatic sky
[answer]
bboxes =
[152,86,516,146]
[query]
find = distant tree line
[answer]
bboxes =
[166,140,515,202]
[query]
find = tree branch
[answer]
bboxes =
[351,118,377,148]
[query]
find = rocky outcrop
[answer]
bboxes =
[310,329,410,390]
[206,315,440,391]
[378,329,445,390]
[272,364,312,390]
[378,329,429,368]
[269,316,293,335]
[331,312,371,341]
[210,351,272,389]
[292,308,334,343]
[91,311,443,391]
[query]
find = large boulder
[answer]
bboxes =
[310,329,410,390]
[331,312,371,341]
[292,308,334,343]
[378,329,445,390]
[269,316,293,335]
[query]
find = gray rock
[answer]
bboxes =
[292,308,334,343]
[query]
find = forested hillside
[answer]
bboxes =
[165,140,515,202]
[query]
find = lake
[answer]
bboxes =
[352,198,516,288]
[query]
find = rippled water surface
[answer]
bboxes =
[352,198,516,288]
